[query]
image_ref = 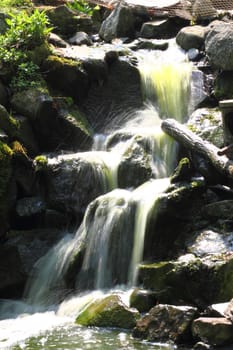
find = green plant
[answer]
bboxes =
[67,0,100,16]
[1,0,32,8]
[10,61,45,91]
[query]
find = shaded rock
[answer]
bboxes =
[0,104,18,138]
[69,31,92,46]
[205,22,233,70]
[46,5,80,36]
[187,108,223,148]
[133,304,197,343]
[130,288,157,313]
[138,254,233,307]
[0,80,8,107]
[140,18,185,39]
[171,157,193,183]
[42,55,89,103]
[99,2,135,42]
[48,32,69,48]
[0,245,26,298]
[0,129,8,142]
[76,294,140,328]
[16,197,46,217]
[13,115,39,155]
[193,341,213,349]
[176,25,205,50]
[82,58,107,86]
[192,317,233,346]
[203,200,233,220]
[6,229,63,275]
[214,71,233,100]
[0,12,9,34]
[130,39,169,51]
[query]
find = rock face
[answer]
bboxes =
[192,317,233,346]
[76,294,140,328]
[205,22,233,70]
[99,3,135,42]
[133,304,197,343]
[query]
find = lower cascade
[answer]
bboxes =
[0,41,193,349]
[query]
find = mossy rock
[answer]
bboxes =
[0,104,18,138]
[42,55,89,102]
[171,157,193,183]
[76,294,140,328]
[27,42,51,66]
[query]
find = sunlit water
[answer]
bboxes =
[0,43,193,349]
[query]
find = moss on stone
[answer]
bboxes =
[76,294,140,329]
[0,141,13,222]
[27,42,52,66]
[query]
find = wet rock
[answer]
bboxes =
[224,298,233,322]
[69,31,93,46]
[0,104,18,139]
[176,25,205,50]
[48,32,69,48]
[130,39,169,51]
[171,157,193,183]
[16,197,46,218]
[203,200,233,220]
[140,18,185,39]
[130,288,157,313]
[205,22,233,70]
[138,254,233,307]
[13,115,39,155]
[0,245,26,298]
[42,55,89,103]
[192,317,233,346]
[76,294,140,328]
[99,2,135,42]
[133,304,197,343]
[43,152,112,217]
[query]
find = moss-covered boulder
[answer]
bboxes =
[138,253,233,307]
[0,104,18,139]
[76,294,140,328]
[42,55,89,102]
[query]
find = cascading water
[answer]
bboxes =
[0,42,193,349]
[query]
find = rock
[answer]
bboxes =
[43,152,113,216]
[176,25,205,50]
[0,245,26,298]
[48,32,69,48]
[205,302,229,318]
[171,157,193,183]
[69,31,93,46]
[130,288,157,313]
[0,12,9,34]
[130,39,169,51]
[133,304,197,343]
[193,341,213,349]
[138,254,233,307]
[0,80,8,107]
[187,108,223,148]
[203,200,233,220]
[214,71,233,100]
[46,5,80,36]
[192,0,217,21]
[99,2,135,42]
[192,317,233,346]
[191,70,209,110]
[42,55,89,103]
[0,104,18,138]
[76,294,140,328]
[205,22,233,70]
[224,298,233,322]
[140,18,185,39]
[6,229,63,275]
[82,58,107,86]
[16,197,46,218]
[14,115,39,155]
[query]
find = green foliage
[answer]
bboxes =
[10,62,45,92]
[67,0,100,16]
[1,0,32,8]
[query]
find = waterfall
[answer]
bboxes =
[24,45,192,306]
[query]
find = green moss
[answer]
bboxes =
[46,55,81,69]
[27,42,52,66]
[0,141,13,219]
[34,155,48,171]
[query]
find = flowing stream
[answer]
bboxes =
[0,42,194,349]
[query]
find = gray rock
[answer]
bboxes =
[203,200,233,219]
[192,0,217,21]
[48,32,69,48]
[192,317,233,346]
[14,115,39,155]
[69,31,92,45]
[99,2,135,42]
[16,197,46,217]
[133,304,197,343]
[140,19,173,39]
[205,22,233,70]
[176,25,205,50]
[130,288,157,313]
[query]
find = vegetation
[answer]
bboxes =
[67,0,100,16]
[0,9,52,90]
[0,0,32,8]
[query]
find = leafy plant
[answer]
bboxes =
[10,62,45,92]
[67,0,100,16]
[1,0,32,8]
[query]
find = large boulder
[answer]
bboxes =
[176,25,206,50]
[99,2,135,42]
[0,245,26,298]
[205,22,233,70]
[133,304,197,343]
[192,317,233,346]
[138,253,233,307]
[140,18,186,39]
[42,55,89,103]
[76,294,140,328]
